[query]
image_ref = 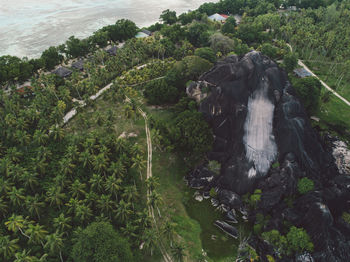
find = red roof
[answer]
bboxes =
[16,86,34,95]
[219,14,229,18]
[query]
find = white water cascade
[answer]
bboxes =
[243,77,277,175]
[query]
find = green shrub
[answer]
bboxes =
[297,177,314,194]
[262,229,287,254]
[342,212,350,224]
[194,47,216,63]
[209,188,217,198]
[286,226,314,255]
[271,162,280,168]
[249,189,262,208]
[208,160,221,175]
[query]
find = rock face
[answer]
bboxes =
[186,52,350,261]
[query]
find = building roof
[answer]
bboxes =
[141,29,152,36]
[106,46,118,56]
[208,13,227,21]
[294,68,312,78]
[135,32,149,38]
[71,60,84,71]
[219,14,229,19]
[53,67,72,78]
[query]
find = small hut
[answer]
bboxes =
[72,60,84,71]
[106,46,118,56]
[208,13,228,22]
[53,67,72,78]
[294,68,312,78]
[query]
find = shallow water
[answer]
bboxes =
[0,0,217,58]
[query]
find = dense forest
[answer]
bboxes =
[0,0,349,261]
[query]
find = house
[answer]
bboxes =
[135,29,152,38]
[53,67,72,78]
[71,60,84,71]
[141,29,152,36]
[208,13,228,22]
[294,68,312,78]
[106,46,118,56]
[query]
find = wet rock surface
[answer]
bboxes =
[186,52,350,261]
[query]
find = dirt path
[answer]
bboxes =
[286,43,350,107]
[125,97,173,262]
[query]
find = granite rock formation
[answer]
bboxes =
[186,52,350,261]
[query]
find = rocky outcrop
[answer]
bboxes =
[186,52,350,261]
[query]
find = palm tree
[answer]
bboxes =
[8,186,25,207]
[131,154,146,179]
[136,209,151,229]
[5,215,30,238]
[121,222,138,240]
[33,129,48,146]
[92,153,108,174]
[97,194,114,217]
[89,173,104,193]
[46,186,66,210]
[84,190,97,207]
[147,191,163,217]
[74,203,92,222]
[25,223,48,246]
[115,200,132,223]
[145,177,160,191]
[171,243,186,262]
[79,150,92,168]
[161,220,177,246]
[13,249,36,262]
[0,197,8,217]
[19,171,38,191]
[25,194,45,219]
[0,235,19,260]
[59,157,76,176]
[53,213,71,233]
[49,125,64,141]
[108,160,126,178]
[69,179,86,198]
[44,231,64,262]
[141,227,158,256]
[104,175,122,201]
[0,177,12,194]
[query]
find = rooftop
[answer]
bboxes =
[53,67,72,78]
[135,32,149,38]
[294,68,312,78]
[71,60,84,71]
[208,13,228,21]
[106,46,118,56]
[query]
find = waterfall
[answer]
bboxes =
[243,77,277,175]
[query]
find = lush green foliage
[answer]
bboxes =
[283,52,298,72]
[160,9,177,25]
[342,212,350,224]
[297,177,315,194]
[262,227,313,256]
[144,79,179,105]
[71,222,133,262]
[194,47,216,63]
[292,77,322,114]
[221,16,237,35]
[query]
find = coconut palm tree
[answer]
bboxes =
[141,227,158,256]
[74,203,92,222]
[89,173,104,193]
[44,231,64,262]
[25,223,48,246]
[19,171,38,191]
[92,153,108,174]
[145,177,160,192]
[131,154,146,179]
[97,194,114,217]
[0,197,8,217]
[104,175,122,201]
[8,186,25,207]
[25,194,45,219]
[46,186,65,210]
[108,160,126,178]
[79,150,92,168]
[0,235,19,260]
[69,179,86,198]
[115,200,132,223]
[171,243,186,262]
[53,213,71,233]
[147,191,163,217]
[161,220,177,246]
[14,249,37,262]
[5,215,29,238]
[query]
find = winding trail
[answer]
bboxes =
[125,97,173,262]
[286,43,350,107]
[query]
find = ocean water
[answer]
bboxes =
[0,0,217,58]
